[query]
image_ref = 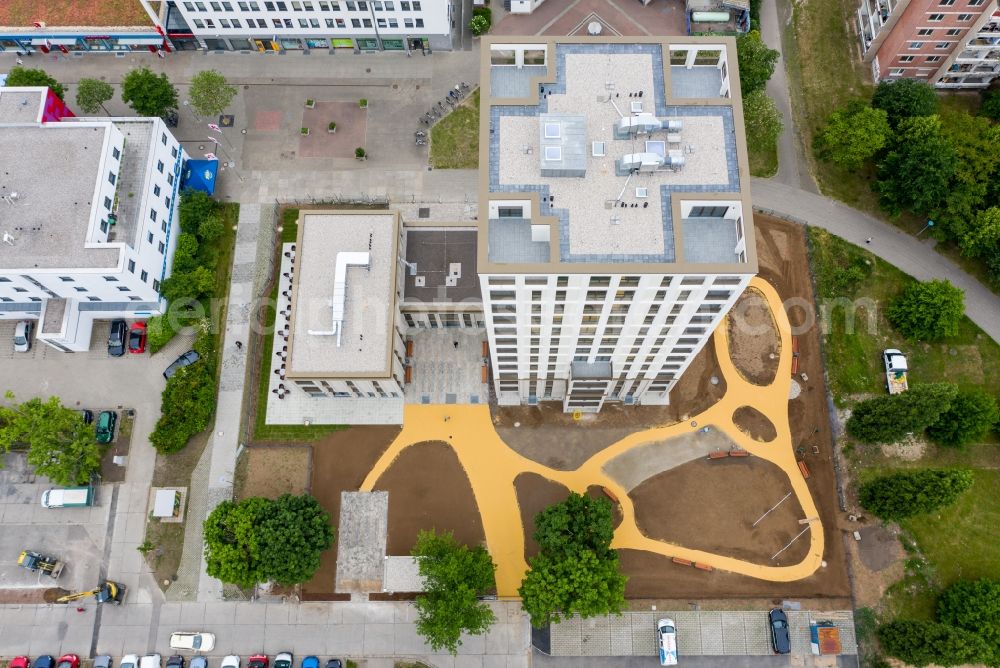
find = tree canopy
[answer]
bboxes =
[938,578,1000,652]
[878,619,994,667]
[858,468,973,521]
[188,70,238,117]
[887,279,965,341]
[121,67,178,118]
[203,494,334,588]
[736,30,779,95]
[871,79,938,128]
[0,395,101,485]
[934,112,1000,242]
[411,530,497,655]
[846,382,958,444]
[961,207,1000,260]
[75,78,114,115]
[927,388,1000,448]
[742,90,783,153]
[6,67,65,99]
[149,324,217,453]
[876,115,956,217]
[818,102,891,170]
[518,493,626,628]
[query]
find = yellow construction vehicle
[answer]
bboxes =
[55,580,127,605]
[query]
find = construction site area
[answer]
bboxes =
[240,214,850,605]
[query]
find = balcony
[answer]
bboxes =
[857,0,900,56]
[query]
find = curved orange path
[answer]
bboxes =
[361,278,822,597]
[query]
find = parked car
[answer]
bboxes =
[165,657,184,668]
[139,655,161,668]
[301,658,319,668]
[56,656,79,668]
[80,409,94,424]
[163,350,200,379]
[170,632,216,652]
[96,410,117,444]
[657,618,678,665]
[324,661,342,668]
[108,319,128,357]
[120,655,139,668]
[41,486,94,508]
[768,608,791,654]
[274,654,293,668]
[221,658,240,668]
[190,658,207,668]
[93,657,112,668]
[10,657,30,668]
[34,657,54,668]
[247,656,268,668]
[13,319,33,352]
[128,321,148,354]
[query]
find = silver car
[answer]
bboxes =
[13,319,32,352]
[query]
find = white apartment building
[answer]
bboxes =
[0,88,184,352]
[479,37,757,412]
[165,0,454,52]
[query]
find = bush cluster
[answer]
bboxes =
[858,468,973,521]
[149,324,218,454]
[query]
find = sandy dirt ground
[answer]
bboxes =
[239,446,311,500]
[302,425,399,599]
[495,340,727,470]
[372,440,486,555]
[727,287,781,386]
[630,457,809,566]
[732,405,777,442]
[514,473,572,559]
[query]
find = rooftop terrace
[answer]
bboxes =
[484,40,749,268]
[288,212,399,378]
[0,0,152,28]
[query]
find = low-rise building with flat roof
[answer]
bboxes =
[480,36,757,412]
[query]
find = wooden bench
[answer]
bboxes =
[482,341,489,357]
[481,364,488,383]
[694,562,714,572]
[404,366,413,384]
[671,557,693,566]
[730,449,750,457]
[708,450,729,459]
[405,340,414,357]
[797,460,811,479]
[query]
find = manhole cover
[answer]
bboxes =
[418,207,430,218]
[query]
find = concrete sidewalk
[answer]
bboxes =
[750,179,1000,344]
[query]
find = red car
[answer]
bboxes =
[56,656,79,668]
[11,658,29,668]
[247,657,268,668]
[128,322,147,354]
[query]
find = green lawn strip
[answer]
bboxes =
[748,140,778,178]
[250,208,346,443]
[808,227,1000,404]
[430,89,480,169]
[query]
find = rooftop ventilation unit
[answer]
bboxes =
[617,114,662,136]
[307,251,371,346]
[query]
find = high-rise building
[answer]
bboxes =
[478,36,757,413]
[0,87,184,352]
[857,0,1000,88]
[163,0,454,52]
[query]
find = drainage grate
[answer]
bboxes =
[418,207,430,218]
[421,395,431,404]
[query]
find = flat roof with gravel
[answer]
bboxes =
[288,211,400,378]
[0,88,45,123]
[0,124,120,270]
[482,38,755,272]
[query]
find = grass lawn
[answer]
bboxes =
[430,88,480,169]
[250,208,347,443]
[749,140,778,178]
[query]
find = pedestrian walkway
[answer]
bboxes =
[548,610,857,657]
[751,178,1000,344]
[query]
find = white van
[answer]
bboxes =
[41,487,94,508]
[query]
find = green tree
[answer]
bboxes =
[817,102,891,170]
[877,620,994,667]
[75,78,114,115]
[121,67,178,118]
[935,112,1000,242]
[534,492,615,557]
[938,578,1000,651]
[736,30,779,95]
[149,325,217,453]
[5,67,65,99]
[179,189,219,233]
[0,395,101,484]
[871,79,938,128]
[982,89,1000,122]
[172,233,200,273]
[742,89,783,153]
[846,383,958,444]
[887,279,965,341]
[927,388,1000,447]
[203,494,334,588]
[470,13,490,36]
[960,207,1000,259]
[162,266,216,304]
[188,69,238,117]
[411,530,497,654]
[197,213,226,243]
[858,468,973,521]
[876,115,956,216]
[519,549,627,627]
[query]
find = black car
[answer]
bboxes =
[163,350,200,379]
[768,608,791,654]
[107,319,128,357]
[166,657,184,668]
[324,662,342,668]
[35,658,55,668]
[80,409,94,425]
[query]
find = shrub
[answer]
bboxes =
[926,388,1000,447]
[887,279,965,341]
[355,147,367,159]
[846,382,958,444]
[469,13,490,36]
[149,325,218,453]
[877,620,994,667]
[858,468,973,521]
[6,67,65,99]
[146,315,177,353]
[178,189,218,234]
[359,98,368,108]
[871,79,938,128]
[938,578,1000,651]
[981,89,1000,121]
[817,102,891,170]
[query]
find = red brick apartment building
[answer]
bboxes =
[857,0,1000,88]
